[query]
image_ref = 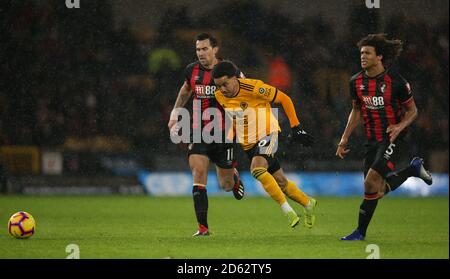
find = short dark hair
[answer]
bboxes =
[357,33,403,62]
[212,61,238,79]
[196,33,218,48]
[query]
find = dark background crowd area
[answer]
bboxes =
[0,0,448,172]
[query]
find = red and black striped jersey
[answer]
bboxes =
[350,69,414,142]
[184,61,243,131]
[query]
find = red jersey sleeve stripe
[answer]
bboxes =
[401,96,414,105]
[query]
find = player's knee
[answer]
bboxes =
[275,176,288,190]
[191,167,207,182]
[364,177,379,193]
[251,167,267,180]
[250,158,268,171]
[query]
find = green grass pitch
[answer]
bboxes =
[0,195,448,259]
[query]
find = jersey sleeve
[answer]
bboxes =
[183,64,194,84]
[396,74,414,104]
[254,80,278,103]
[349,79,358,101]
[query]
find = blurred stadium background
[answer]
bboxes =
[0,0,448,259]
[0,0,447,195]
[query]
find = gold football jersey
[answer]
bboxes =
[215,78,281,150]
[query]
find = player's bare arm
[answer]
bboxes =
[336,101,361,159]
[386,99,418,143]
[168,81,192,130]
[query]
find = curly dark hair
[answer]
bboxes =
[212,60,238,79]
[357,34,403,62]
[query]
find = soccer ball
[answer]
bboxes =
[8,211,36,239]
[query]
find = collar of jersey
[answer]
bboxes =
[364,69,387,79]
[223,80,241,98]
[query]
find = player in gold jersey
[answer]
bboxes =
[212,60,317,228]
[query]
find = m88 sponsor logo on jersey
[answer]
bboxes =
[195,85,217,98]
[363,96,384,109]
